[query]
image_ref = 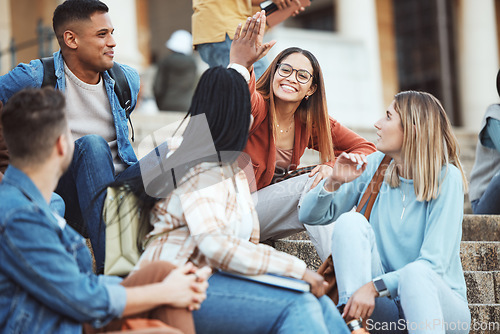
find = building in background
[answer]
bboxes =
[1,0,499,130]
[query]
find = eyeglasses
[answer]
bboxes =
[276,63,313,84]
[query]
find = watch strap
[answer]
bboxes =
[373,278,390,298]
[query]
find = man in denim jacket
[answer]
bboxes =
[0,0,140,273]
[0,88,209,334]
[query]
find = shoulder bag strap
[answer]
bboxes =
[356,155,392,220]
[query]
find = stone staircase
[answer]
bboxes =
[273,215,500,334]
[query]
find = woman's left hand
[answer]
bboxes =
[309,164,334,189]
[342,281,378,321]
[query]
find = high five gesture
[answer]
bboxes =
[229,10,276,71]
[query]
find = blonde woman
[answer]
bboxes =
[299,91,470,333]
[229,12,376,259]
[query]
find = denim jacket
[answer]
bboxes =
[0,166,126,333]
[0,51,140,166]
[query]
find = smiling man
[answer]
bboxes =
[0,0,140,274]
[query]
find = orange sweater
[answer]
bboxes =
[243,70,376,191]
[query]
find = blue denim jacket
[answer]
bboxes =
[0,166,126,333]
[0,51,140,166]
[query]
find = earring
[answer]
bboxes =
[305,95,309,100]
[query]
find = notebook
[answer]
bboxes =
[219,271,310,292]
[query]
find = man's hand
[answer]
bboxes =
[229,10,276,71]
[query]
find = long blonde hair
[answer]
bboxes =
[386,91,468,201]
[256,47,334,163]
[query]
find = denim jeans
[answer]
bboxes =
[197,34,270,80]
[331,212,471,334]
[55,135,143,273]
[471,170,500,214]
[192,271,350,334]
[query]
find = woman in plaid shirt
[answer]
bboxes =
[114,67,349,333]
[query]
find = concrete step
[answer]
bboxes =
[468,304,500,334]
[462,215,500,242]
[464,271,500,304]
[275,239,324,271]
[461,242,500,272]
[274,238,324,270]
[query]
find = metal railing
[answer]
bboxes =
[0,20,55,73]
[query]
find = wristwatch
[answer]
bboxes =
[372,278,390,298]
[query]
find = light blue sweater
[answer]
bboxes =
[299,151,467,300]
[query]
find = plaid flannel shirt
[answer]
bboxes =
[136,162,306,279]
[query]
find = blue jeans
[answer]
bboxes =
[471,170,500,214]
[55,135,142,273]
[193,271,350,334]
[197,34,270,80]
[331,212,470,334]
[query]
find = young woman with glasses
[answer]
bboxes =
[229,11,376,260]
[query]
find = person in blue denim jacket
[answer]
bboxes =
[0,88,210,334]
[469,69,500,214]
[0,0,141,273]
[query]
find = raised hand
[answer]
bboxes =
[229,10,276,71]
[323,152,368,192]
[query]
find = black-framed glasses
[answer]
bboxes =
[276,63,312,84]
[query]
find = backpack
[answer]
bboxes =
[40,56,135,141]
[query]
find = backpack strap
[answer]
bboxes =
[40,57,57,88]
[356,155,392,220]
[108,63,134,142]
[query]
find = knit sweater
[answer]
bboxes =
[64,63,124,173]
[299,151,467,300]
